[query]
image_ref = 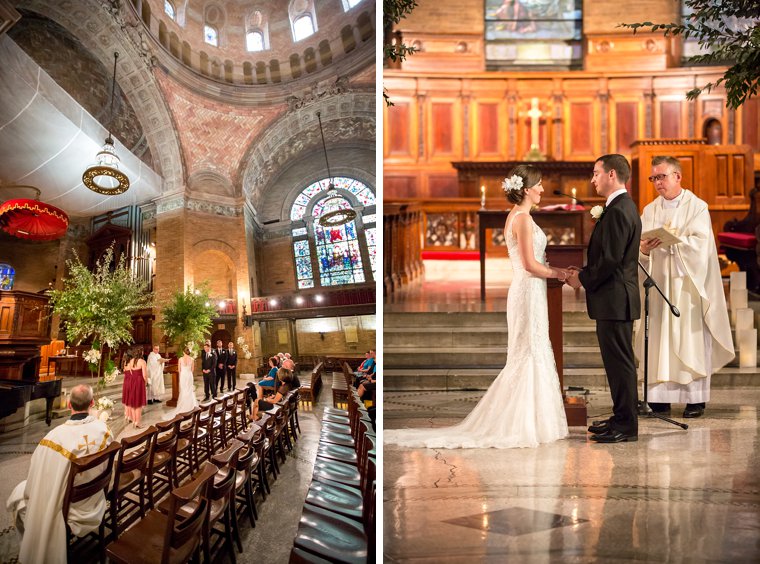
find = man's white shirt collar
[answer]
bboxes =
[606,188,628,207]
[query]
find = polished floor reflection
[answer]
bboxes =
[384,388,760,562]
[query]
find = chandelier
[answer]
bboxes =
[0,185,69,241]
[82,52,130,195]
[316,111,356,228]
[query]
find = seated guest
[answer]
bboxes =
[260,356,279,391]
[358,370,377,403]
[281,358,301,388]
[354,350,375,387]
[251,367,295,421]
[7,384,113,564]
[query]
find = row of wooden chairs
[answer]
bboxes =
[62,386,303,562]
[290,389,376,563]
[299,361,324,404]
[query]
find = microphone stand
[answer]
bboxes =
[637,260,688,430]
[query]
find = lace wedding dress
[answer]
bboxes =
[385,211,569,448]
[163,357,198,420]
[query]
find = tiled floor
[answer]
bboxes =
[384,387,760,562]
[0,374,330,563]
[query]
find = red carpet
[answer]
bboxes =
[421,250,481,261]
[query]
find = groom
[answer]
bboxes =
[566,154,642,443]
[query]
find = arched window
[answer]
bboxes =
[289,0,317,42]
[341,0,363,10]
[290,177,376,288]
[164,0,176,19]
[246,31,265,52]
[204,25,218,46]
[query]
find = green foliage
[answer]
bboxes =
[383,0,418,105]
[49,246,151,349]
[158,284,216,352]
[621,1,760,109]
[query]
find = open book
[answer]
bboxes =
[641,227,682,248]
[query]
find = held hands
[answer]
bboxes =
[564,266,582,289]
[640,238,661,256]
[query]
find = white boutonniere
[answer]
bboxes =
[502,175,523,193]
[590,205,605,220]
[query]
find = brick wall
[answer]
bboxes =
[256,236,296,295]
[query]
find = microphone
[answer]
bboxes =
[553,190,586,206]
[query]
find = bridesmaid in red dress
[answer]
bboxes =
[122,347,148,428]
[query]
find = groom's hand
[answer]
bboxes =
[566,270,582,289]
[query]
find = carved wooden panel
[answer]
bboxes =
[615,102,639,153]
[476,103,500,156]
[431,102,454,156]
[659,101,681,138]
[428,175,459,198]
[384,176,417,199]
[742,97,759,152]
[387,102,412,157]
[569,102,592,155]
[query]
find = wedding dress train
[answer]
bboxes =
[384,211,569,448]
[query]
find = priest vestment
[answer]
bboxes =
[635,189,734,404]
[6,415,112,564]
[147,350,166,400]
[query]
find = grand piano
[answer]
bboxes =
[0,291,62,426]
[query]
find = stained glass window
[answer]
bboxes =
[293,15,315,41]
[204,25,218,46]
[164,0,175,19]
[289,177,375,288]
[0,264,15,290]
[342,0,363,10]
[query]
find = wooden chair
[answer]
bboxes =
[106,461,217,564]
[148,416,181,507]
[207,439,245,562]
[174,407,200,483]
[108,426,157,538]
[233,388,249,434]
[195,400,217,463]
[62,441,121,563]
[288,390,302,440]
[234,426,261,528]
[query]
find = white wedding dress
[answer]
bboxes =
[163,357,198,420]
[385,211,569,448]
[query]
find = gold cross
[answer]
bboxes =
[78,434,96,454]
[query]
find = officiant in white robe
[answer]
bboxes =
[6,385,112,564]
[636,156,734,418]
[147,344,168,404]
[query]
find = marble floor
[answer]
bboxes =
[0,373,330,564]
[384,388,760,562]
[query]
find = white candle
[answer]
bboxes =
[730,271,747,291]
[738,329,757,368]
[736,308,754,331]
[731,288,748,310]
[480,185,486,208]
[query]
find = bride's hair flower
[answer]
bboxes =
[502,174,523,193]
[590,205,605,220]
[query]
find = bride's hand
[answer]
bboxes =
[555,268,569,282]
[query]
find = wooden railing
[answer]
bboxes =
[384,202,424,295]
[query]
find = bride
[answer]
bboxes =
[163,347,198,419]
[385,165,570,448]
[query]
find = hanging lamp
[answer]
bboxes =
[82,52,130,195]
[316,111,356,228]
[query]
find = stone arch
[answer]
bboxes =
[318,40,332,66]
[255,62,267,84]
[289,53,302,79]
[341,24,356,53]
[269,59,281,83]
[181,41,192,65]
[141,0,151,25]
[200,50,210,75]
[224,59,234,83]
[187,169,237,199]
[304,47,317,73]
[243,61,254,85]
[26,0,184,194]
[190,243,237,298]
[169,31,180,58]
[158,20,168,48]
[357,11,373,42]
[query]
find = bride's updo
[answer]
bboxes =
[504,164,542,205]
[183,346,191,356]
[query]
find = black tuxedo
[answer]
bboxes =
[579,192,642,436]
[225,349,238,391]
[201,349,217,398]
[215,348,228,391]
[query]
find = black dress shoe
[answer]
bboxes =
[590,429,638,443]
[648,402,672,413]
[147,399,154,405]
[588,421,610,434]
[683,405,704,418]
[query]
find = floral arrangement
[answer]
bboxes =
[185,341,200,359]
[158,284,216,353]
[236,336,253,359]
[83,348,101,365]
[502,175,523,193]
[94,396,114,411]
[590,205,605,220]
[102,365,120,385]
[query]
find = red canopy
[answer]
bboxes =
[0,198,69,241]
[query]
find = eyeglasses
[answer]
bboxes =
[648,172,675,183]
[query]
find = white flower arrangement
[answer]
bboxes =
[95,396,114,411]
[236,336,253,359]
[186,341,199,359]
[590,205,605,220]
[502,174,523,193]
[236,336,245,346]
[83,348,101,364]
[103,366,120,385]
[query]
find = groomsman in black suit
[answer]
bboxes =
[566,154,642,443]
[215,340,228,393]
[201,341,217,400]
[226,341,238,392]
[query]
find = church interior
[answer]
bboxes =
[384,0,760,561]
[0,0,375,561]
